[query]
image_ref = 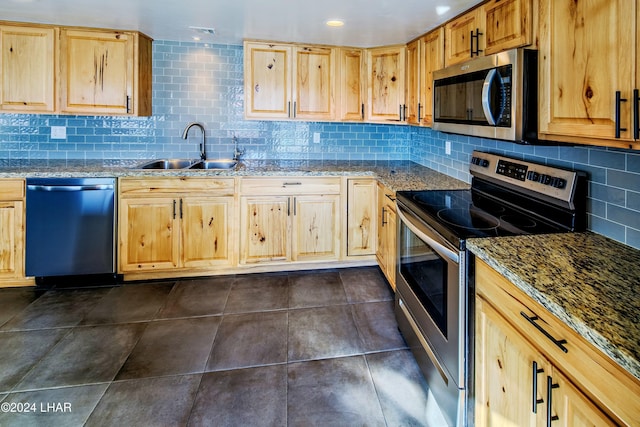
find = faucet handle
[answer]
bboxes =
[234,146,245,161]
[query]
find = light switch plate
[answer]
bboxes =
[445,140,451,155]
[51,126,66,139]
[313,132,321,143]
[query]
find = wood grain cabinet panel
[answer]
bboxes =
[445,8,484,67]
[375,182,396,289]
[0,24,56,112]
[538,0,640,149]
[337,48,366,121]
[118,178,235,274]
[293,46,335,120]
[367,45,406,122]
[483,0,532,55]
[475,259,640,426]
[0,179,27,286]
[347,179,377,256]
[60,28,152,116]
[239,177,341,265]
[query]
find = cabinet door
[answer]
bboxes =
[240,196,290,264]
[244,42,292,119]
[484,0,532,55]
[367,46,406,122]
[0,201,24,280]
[181,197,234,268]
[292,195,340,261]
[475,296,546,427]
[293,46,335,120]
[0,25,55,112]
[549,369,617,427]
[539,0,636,145]
[420,28,444,127]
[445,9,484,66]
[347,179,377,256]
[405,39,421,125]
[60,29,134,114]
[337,48,365,121]
[119,197,179,272]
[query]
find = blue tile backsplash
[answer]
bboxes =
[0,40,639,249]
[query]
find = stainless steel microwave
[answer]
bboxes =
[432,48,538,143]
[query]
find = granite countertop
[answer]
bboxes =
[467,232,640,381]
[0,159,469,192]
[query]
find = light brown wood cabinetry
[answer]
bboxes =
[406,28,444,127]
[337,48,366,121]
[118,178,235,274]
[375,182,396,289]
[0,24,56,113]
[244,41,335,120]
[0,179,29,287]
[538,0,640,150]
[445,8,484,67]
[367,45,406,122]
[475,259,640,426]
[239,177,341,264]
[445,0,532,66]
[60,28,152,116]
[346,178,377,256]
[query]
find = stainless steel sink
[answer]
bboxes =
[135,159,197,169]
[189,159,238,170]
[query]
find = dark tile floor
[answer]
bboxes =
[0,266,444,426]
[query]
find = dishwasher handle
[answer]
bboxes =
[27,184,114,192]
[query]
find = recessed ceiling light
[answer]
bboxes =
[436,6,451,15]
[325,19,345,27]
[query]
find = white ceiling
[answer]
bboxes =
[4,0,481,47]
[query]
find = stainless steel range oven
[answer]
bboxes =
[395,151,587,426]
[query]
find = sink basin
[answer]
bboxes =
[189,159,238,170]
[135,159,197,169]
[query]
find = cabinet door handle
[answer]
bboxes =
[179,198,183,219]
[381,206,387,227]
[633,89,639,140]
[546,376,560,426]
[173,199,177,219]
[471,28,483,57]
[418,103,422,123]
[293,101,297,118]
[287,197,291,216]
[361,103,365,119]
[282,182,302,187]
[126,95,131,114]
[287,101,291,118]
[615,91,628,138]
[532,361,545,413]
[521,312,568,353]
[293,197,297,216]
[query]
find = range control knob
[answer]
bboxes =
[538,174,551,185]
[471,156,490,167]
[527,171,540,181]
[551,178,567,189]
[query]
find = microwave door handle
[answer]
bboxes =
[396,207,459,263]
[481,68,497,125]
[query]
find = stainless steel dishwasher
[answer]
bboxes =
[26,177,116,284]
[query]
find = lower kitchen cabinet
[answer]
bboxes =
[239,177,341,265]
[0,179,28,286]
[346,178,377,256]
[475,259,639,426]
[376,182,396,289]
[118,177,235,274]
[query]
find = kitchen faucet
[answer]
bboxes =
[182,122,206,161]
[233,135,245,161]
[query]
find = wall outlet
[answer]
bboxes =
[51,126,67,139]
[313,132,321,144]
[445,140,452,155]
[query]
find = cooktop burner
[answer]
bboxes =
[396,151,587,249]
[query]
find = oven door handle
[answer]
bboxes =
[396,207,460,263]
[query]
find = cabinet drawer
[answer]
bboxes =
[240,177,341,195]
[0,179,25,200]
[120,177,235,196]
[380,185,396,212]
[476,259,640,425]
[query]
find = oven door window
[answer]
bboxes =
[399,222,448,337]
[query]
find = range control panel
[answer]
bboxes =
[470,151,581,204]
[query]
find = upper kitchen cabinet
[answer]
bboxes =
[444,0,533,66]
[406,28,444,126]
[367,45,406,122]
[445,8,484,67]
[538,0,640,150]
[0,24,56,113]
[244,41,335,121]
[60,28,152,116]
[337,48,366,121]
